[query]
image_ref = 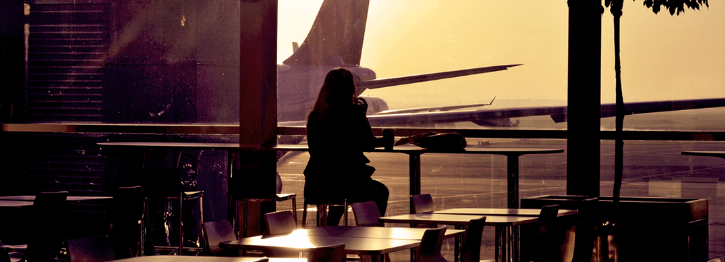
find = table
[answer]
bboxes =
[220,226,463,262]
[378,214,539,262]
[682,151,725,159]
[0,195,112,202]
[434,208,578,217]
[97,142,563,208]
[111,255,277,262]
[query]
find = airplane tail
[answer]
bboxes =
[283,0,369,66]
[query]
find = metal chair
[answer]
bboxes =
[67,235,116,262]
[459,217,487,262]
[139,168,204,255]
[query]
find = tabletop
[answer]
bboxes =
[378,214,539,227]
[682,151,725,158]
[97,142,563,155]
[0,200,33,208]
[0,195,112,202]
[221,235,419,256]
[434,208,578,217]
[289,226,464,240]
[111,255,272,262]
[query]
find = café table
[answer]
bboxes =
[111,255,289,262]
[0,195,112,202]
[97,142,563,208]
[220,226,464,262]
[378,213,539,262]
[682,151,725,159]
[433,208,578,217]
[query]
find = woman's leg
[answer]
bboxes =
[347,179,390,216]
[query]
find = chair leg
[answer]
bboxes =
[302,201,308,228]
[291,196,297,226]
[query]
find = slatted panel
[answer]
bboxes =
[26,3,109,122]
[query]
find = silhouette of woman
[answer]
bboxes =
[303,68,389,225]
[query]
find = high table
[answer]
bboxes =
[433,208,578,217]
[111,255,279,262]
[97,142,563,209]
[682,151,725,159]
[378,213,539,262]
[0,195,112,202]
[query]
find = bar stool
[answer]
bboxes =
[139,168,204,255]
[301,198,351,227]
[231,171,296,237]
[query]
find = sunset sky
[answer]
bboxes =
[277,1,724,110]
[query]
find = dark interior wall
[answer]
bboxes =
[104,0,240,124]
[0,0,26,123]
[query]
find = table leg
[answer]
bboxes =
[409,153,422,198]
[512,225,520,262]
[506,155,520,209]
[454,225,463,262]
[494,225,510,262]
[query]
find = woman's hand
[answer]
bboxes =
[356,97,368,113]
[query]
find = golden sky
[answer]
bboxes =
[278,0,724,109]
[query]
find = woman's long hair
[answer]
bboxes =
[308,68,357,119]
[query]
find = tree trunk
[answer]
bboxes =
[613,3,624,204]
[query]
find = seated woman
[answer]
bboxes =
[303,68,390,225]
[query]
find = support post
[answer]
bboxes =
[237,0,278,237]
[567,0,603,197]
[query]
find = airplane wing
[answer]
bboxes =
[360,98,725,127]
[375,97,496,115]
[355,64,521,90]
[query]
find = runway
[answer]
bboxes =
[276,138,725,261]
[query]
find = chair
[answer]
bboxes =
[264,210,298,235]
[302,198,351,227]
[201,220,241,257]
[108,186,144,259]
[411,194,437,228]
[414,227,447,262]
[8,191,69,262]
[458,217,487,262]
[232,171,297,236]
[411,194,436,214]
[67,235,116,262]
[307,243,346,262]
[139,168,204,255]
[531,204,561,262]
[351,201,384,227]
[707,259,722,262]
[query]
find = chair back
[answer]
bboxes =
[108,186,144,258]
[23,191,68,262]
[351,201,384,227]
[460,217,486,262]
[68,235,116,262]
[572,198,599,262]
[307,243,346,262]
[414,227,447,262]
[411,194,435,214]
[264,210,298,235]
[201,220,240,256]
[538,204,560,231]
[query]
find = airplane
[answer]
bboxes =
[276,0,725,129]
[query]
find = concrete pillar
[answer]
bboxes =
[567,0,603,196]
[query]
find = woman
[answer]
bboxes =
[303,68,389,225]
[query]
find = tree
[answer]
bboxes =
[603,0,709,203]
